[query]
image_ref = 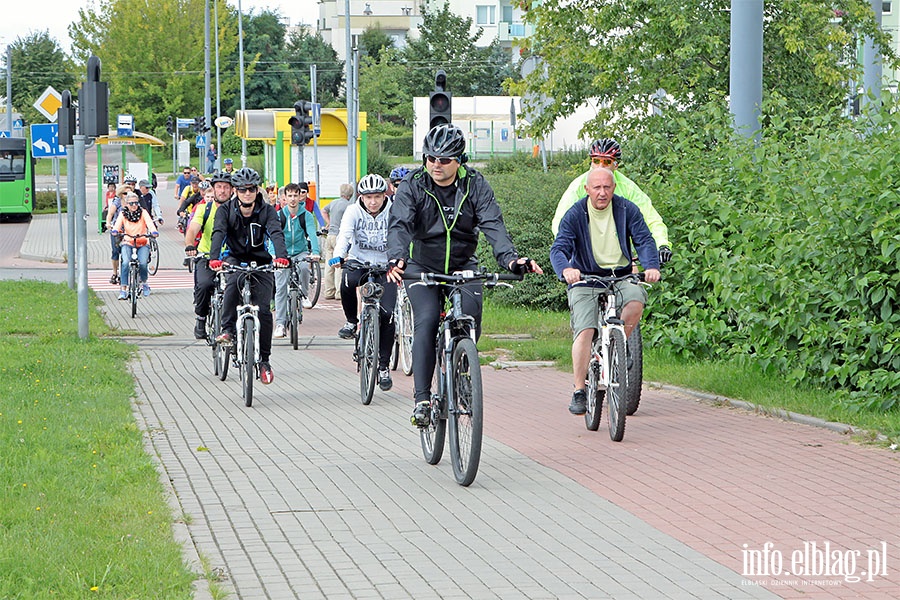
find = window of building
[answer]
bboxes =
[476,5,496,25]
[885,1,892,13]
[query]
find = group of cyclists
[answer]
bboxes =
[105,122,672,426]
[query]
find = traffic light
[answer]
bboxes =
[59,90,77,146]
[79,55,109,138]
[429,69,452,129]
[193,116,207,133]
[288,100,314,146]
[166,116,174,136]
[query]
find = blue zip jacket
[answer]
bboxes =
[550,195,659,286]
[278,205,319,256]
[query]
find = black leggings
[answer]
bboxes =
[340,267,397,369]
[405,275,483,404]
[221,269,275,362]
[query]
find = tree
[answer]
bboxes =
[510,0,896,136]
[284,29,343,105]
[69,0,239,138]
[359,25,394,63]
[401,1,512,97]
[227,10,295,112]
[359,48,414,131]
[1,31,78,127]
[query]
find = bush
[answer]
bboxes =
[365,151,394,180]
[33,190,63,212]
[221,127,263,157]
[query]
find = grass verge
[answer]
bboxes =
[480,296,900,443]
[0,280,195,598]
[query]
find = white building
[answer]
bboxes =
[316,0,533,62]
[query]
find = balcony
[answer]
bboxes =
[498,21,534,42]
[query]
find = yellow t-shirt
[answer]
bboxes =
[587,201,629,270]
[188,201,221,254]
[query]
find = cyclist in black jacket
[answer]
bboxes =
[387,123,543,426]
[209,167,289,384]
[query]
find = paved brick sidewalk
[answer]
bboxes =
[2,211,897,599]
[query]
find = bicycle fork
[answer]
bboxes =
[236,308,261,367]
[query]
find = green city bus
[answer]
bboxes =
[0,137,35,217]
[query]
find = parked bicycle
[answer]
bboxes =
[409,269,521,487]
[349,261,391,405]
[577,272,650,441]
[390,284,414,376]
[285,255,316,350]
[222,262,276,407]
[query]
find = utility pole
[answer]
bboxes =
[238,0,247,166]
[204,0,212,168]
[729,0,763,139]
[345,0,354,182]
[862,0,883,111]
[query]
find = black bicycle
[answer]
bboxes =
[286,255,316,350]
[409,270,521,487]
[194,254,230,381]
[147,236,160,276]
[350,262,390,405]
[118,233,153,319]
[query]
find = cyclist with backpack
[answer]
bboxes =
[185,171,233,339]
[273,183,321,338]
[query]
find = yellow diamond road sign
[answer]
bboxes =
[34,86,62,122]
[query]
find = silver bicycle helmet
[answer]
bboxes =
[230,167,261,189]
[422,123,466,158]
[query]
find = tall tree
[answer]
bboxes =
[510,0,896,136]
[69,0,238,137]
[226,10,296,112]
[2,31,78,126]
[359,25,394,63]
[284,30,344,105]
[401,1,512,97]
[358,48,413,131]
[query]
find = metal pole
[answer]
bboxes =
[6,47,11,134]
[74,134,89,339]
[862,0,883,111]
[729,0,763,139]
[66,141,75,288]
[55,158,64,255]
[345,0,353,181]
[311,65,320,196]
[204,0,212,171]
[238,0,247,165]
[214,0,222,167]
[352,45,360,178]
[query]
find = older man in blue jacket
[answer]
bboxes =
[550,167,661,415]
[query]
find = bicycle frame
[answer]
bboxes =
[235,273,262,368]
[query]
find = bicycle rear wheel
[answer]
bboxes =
[625,323,643,415]
[607,328,627,442]
[448,338,483,487]
[420,345,446,465]
[242,319,255,407]
[390,336,399,371]
[399,292,414,376]
[308,261,322,307]
[129,263,139,318]
[359,304,378,405]
[289,289,300,350]
[148,239,159,276]
[585,352,603,432]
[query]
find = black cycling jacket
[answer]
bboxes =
[209,193,287,264]
[387,165,518,274]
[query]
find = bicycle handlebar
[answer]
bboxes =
[577,272,648,287]
[345,260,390,275]
[404,270,523,287]
[221,262,277,274]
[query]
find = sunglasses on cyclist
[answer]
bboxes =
[426,155,455,165]
[591,157,617,167]
[126,201,140,206]
[236,186,258,193]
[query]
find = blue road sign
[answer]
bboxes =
[0,131,9,138]
[177,118,194,129]
[313,103,321,135]
[31,123,66,158]
[13,119,23,128]
[195,135,206,148]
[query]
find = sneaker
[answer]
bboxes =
[274,324,286,338]
[193,317,207,339]
[216,332,234,346]
[142,284,151,297]
[569,389,587,415]
[302,298,313,309]
[109,273,119,285]
[259,361,274,384]
[117,290,127,300]
[338,322,357,339]
[411,401,431,428]
[378,368,393,391]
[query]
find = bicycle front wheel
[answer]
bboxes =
[625,323,643,415]
[130,263,139,319]
[359,304,378,405]
[148,239,159,276]
[448,338,483,487]
[308,261,322,307]
[585,351,603,432]
[607,328,627,442]
[420,345,446,465]
[399,293,414,376]
[289,289,300,350]
[242,319,255,407]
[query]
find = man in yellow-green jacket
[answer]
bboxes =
[551,138,672,265]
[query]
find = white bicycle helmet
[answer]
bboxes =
[357,173,387,195]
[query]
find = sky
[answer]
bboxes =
[1,0,318,54]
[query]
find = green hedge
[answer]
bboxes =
[482,102,900,412]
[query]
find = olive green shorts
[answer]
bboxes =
[567,282,648,340]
